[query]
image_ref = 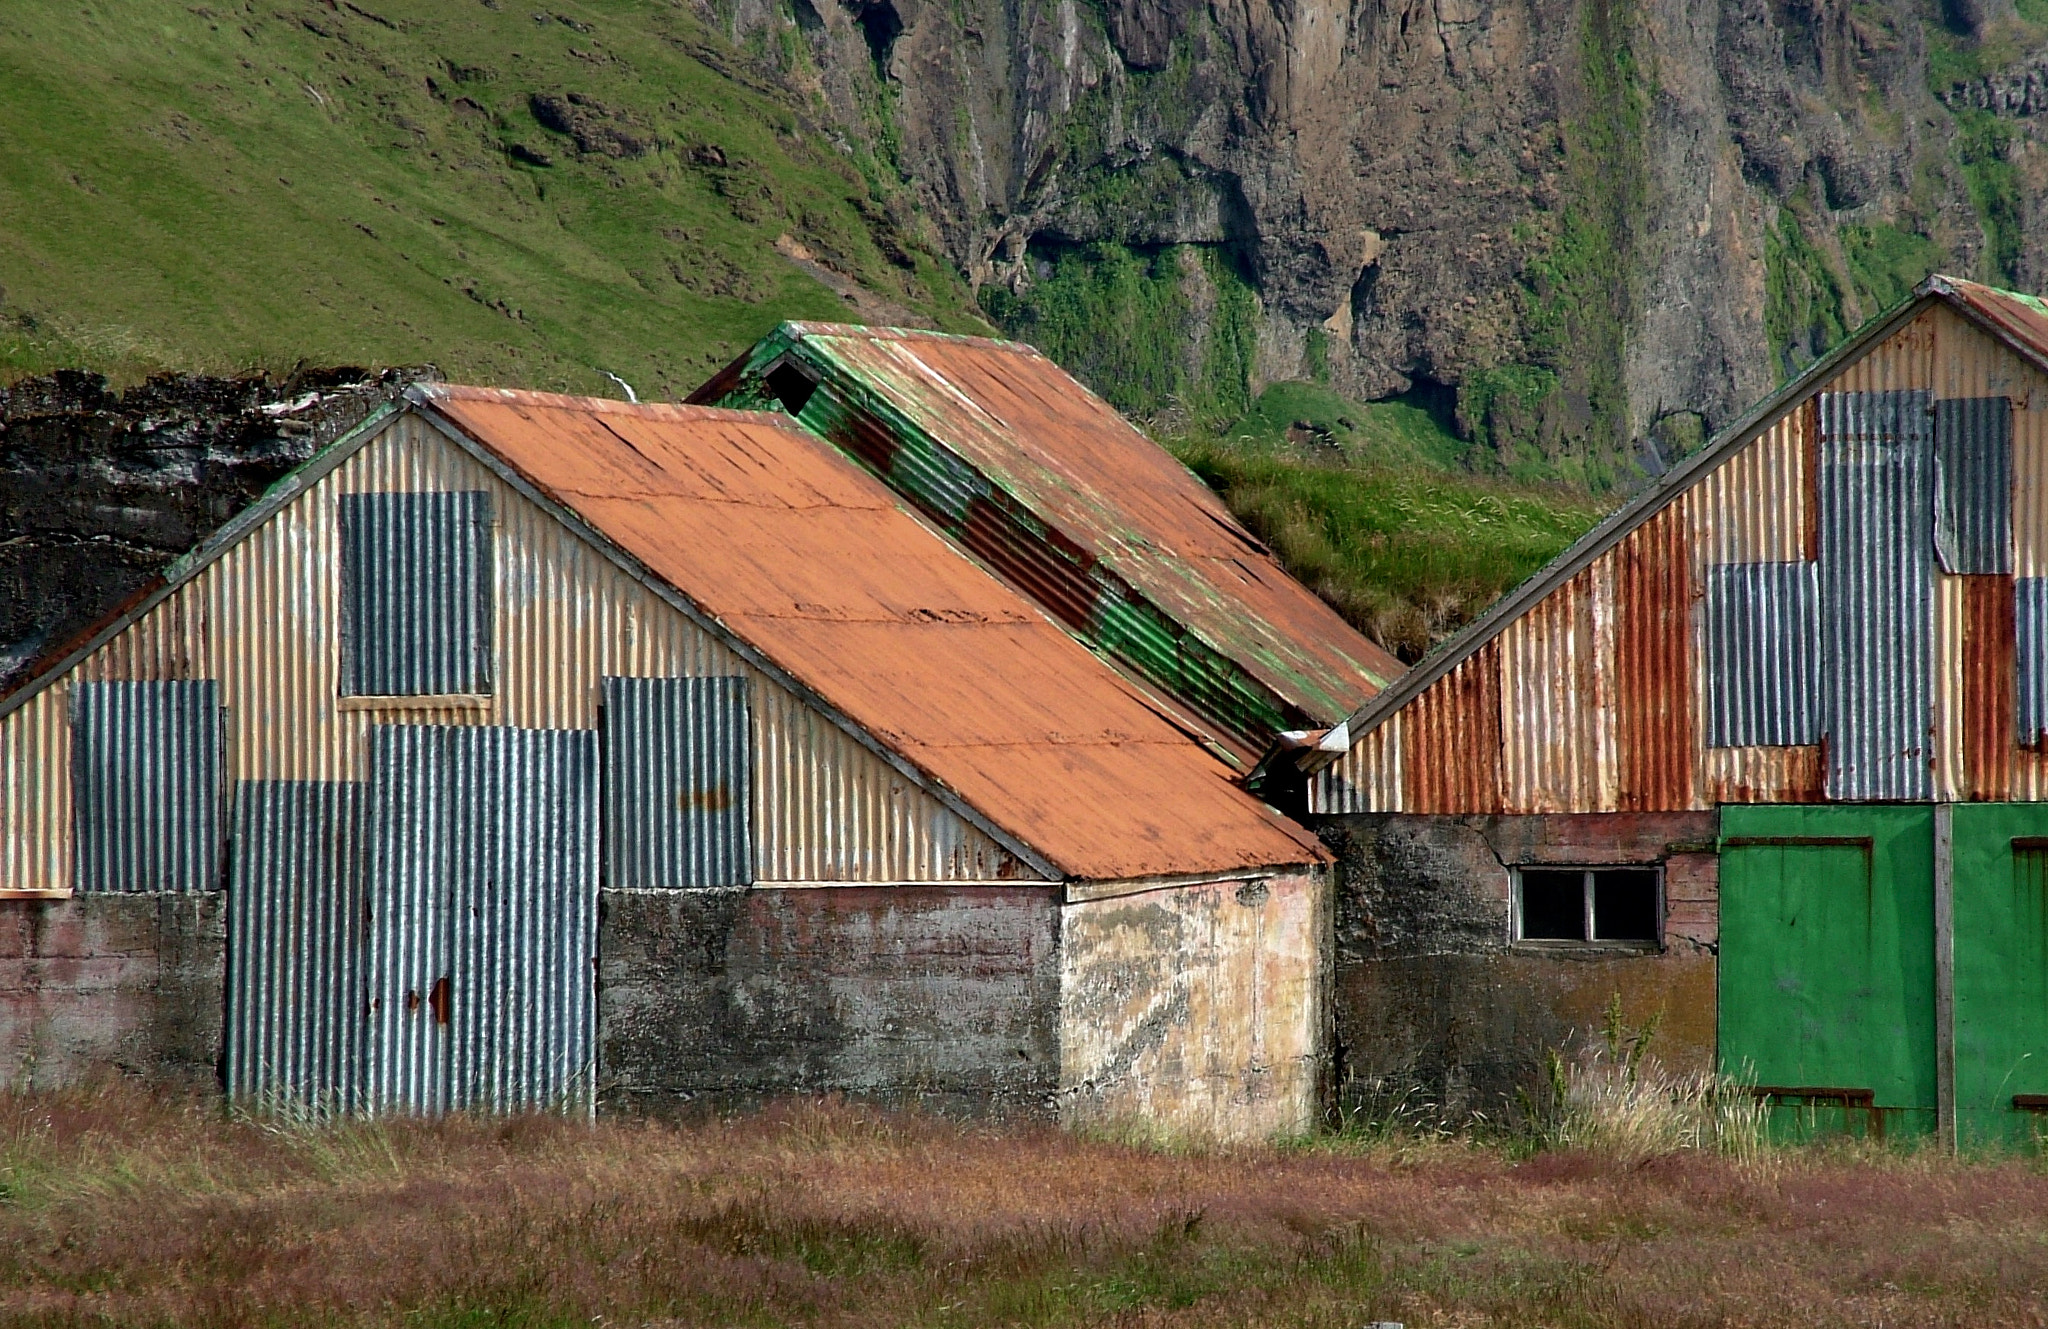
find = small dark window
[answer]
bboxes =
[1515,867,1662,945]
[765,361,817,416]
[1518,869,1586,940]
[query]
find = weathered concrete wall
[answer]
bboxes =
[1320,813,1718,1118]
[0,895,226,1090]
[1059,870,1328,1141]
[598,885,1061,1116]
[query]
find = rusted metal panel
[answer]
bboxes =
[1934,397,2014,575]
[70,681,223,894]
[1703,744,1827,803]
[1963,575,2016,798]
[1402,639,1502,814]
[430,388,1323,880]
[362,724,599,1116]
[602,676,752,889]
[226,781,365,1110]
[1059,869,1326,1141]
[1703,562,1820,747]
[1615,504,1696,810]
[1818,389,1935,800]
[339,490,494,696]
[1500,567,1615,813]
[691,324,1403,748]
[1691,411,1812,566]
[1,688,71,892]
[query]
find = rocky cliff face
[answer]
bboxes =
[731,0,2048,479]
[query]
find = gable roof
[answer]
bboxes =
[1308,273,2048,766]
[691,323,1404,748]
[0,380,1321,880]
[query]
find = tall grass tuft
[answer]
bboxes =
[1539,995,1768,1165]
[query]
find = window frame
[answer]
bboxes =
[1510,864,1664,950]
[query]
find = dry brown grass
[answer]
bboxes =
[0,1084,2041,1327]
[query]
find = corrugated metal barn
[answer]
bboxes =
[1300,275,2048,1145]
[0,385,1328,1137]
[690,324,1404,762]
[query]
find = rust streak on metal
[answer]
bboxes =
[1403,639,1502,813]
[1615,503,1695,810]
[1964,573,2016,799]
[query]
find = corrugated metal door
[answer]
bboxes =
[1719,804,1936,1139]
[601,676,752,888]
[226,782,366,1111]
[363,724,599,1114]
[1951,803,2048,1146]
[70,680,225,893]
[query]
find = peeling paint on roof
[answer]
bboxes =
[691,324,1403,752]
[418,386,1327,880]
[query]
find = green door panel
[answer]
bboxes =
[1719,804,1936,1140]
[1951,803,2048,1148]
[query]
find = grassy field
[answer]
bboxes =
[0,1085,2042,1327]
[0,1,983,395]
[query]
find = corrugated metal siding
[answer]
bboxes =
[1615,503,1696,809]
[1963,574,2016,798]
[339,490,494,696]
[602,676,752,888]
[362,724,599,1115]
[1500,566,1616,812]
[1934,397,2014,574]
[1818,389,1935,799]
[1401,640,1503,813]
[226,781,364,1110]
[2017,578,2048,747]
[70,681,223,893]
[0,413,1035,887]
[1703,562,1821,747]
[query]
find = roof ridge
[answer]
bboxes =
[416,383,790,425]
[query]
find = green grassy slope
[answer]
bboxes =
[0,0,982,396]
[1175,383,1612,660]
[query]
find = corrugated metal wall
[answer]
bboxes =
[1317,304,2048,814]
[226,781,364,1109]
[339,490,495,696]
[70,681,223,893]
[0,412,1036,889]
[602,676,752,889]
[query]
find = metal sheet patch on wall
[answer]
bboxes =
[2017,578,2048,746]
[340,491,495,696]
[1935,396,2013,575]
[1704,561,1821,748]
[602,676,753,889]
[1819,390,1935,800]
[226,781,365,1111]
[363,724,599,1115]
[71,680,224,893]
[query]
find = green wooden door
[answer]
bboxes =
[1952,803,2048,1147]
[1719,805,1936,1139]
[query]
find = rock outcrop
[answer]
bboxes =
[739,0,2048,475]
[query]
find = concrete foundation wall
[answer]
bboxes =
[1320,813,1718,1117]
[1059,870,1328,1141]
[598,885,1061,1116]
[0,896,226,1090]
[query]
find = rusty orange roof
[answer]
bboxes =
[691,324,1404,749]
[415,384,1325,880]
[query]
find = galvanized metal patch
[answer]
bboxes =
[2017,578,2048,746]
[1935,396,2013,575]
[1818,389,1934,800]
[1704,562,1821,747]
[70,680,223,893]
[226,781,365,1111]
[363,724,599,1115]
[340,491,494,696]
[601,676,753,889]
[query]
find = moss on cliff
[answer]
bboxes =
[980,241,1257,429]
[1765,202,1851,379]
